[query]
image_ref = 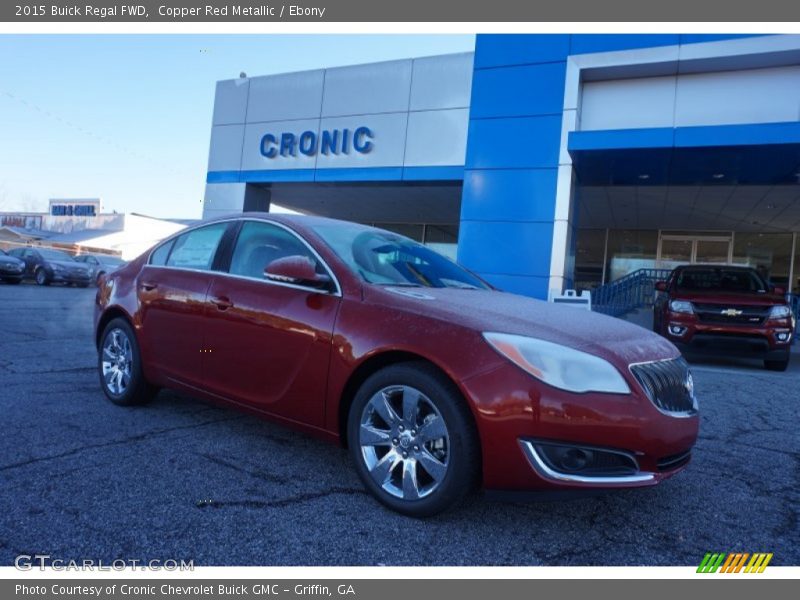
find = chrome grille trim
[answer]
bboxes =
[629,357,698,417]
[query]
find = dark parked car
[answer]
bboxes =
[654,265,795,371]
[8,247,93,287]
[95,214,698,517]
[0,249,25,284]
[75,253,127,285]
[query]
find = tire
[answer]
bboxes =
[77,283,89,288]
[35,268,50,286]
[347,361,480,518]
[98,317,156,406]
[764,358,790,372]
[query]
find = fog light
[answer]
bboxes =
[669,324,687,336]
[776,331,792,342]
[534,442,638,476]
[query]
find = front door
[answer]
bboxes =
[201,220,341,427]
[658,234,732,269]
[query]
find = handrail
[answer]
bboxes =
[592,268,672,317]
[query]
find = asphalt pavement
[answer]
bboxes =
[0,282,797,566]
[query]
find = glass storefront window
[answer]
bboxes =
[606,230,658,282]
[793,234,800,295]
[424,224,459,261]
[370,223,460,262]
[372,223,424,242]
[574,229,606,290]
[732,233,793,289]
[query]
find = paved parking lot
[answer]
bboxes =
[0,282,797,566]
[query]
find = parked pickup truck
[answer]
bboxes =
[654,265,795,371]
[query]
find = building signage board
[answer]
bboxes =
[48,199,101,217]
[259,126,374,159]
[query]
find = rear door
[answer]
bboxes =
[136,221,234,388]
[202,220,341,427]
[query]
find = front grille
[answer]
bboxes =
[693,303,769,326]
[630,357,697,415]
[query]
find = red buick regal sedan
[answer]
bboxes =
[94,214,699,517]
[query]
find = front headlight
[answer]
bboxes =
[769,305,792,320]
[52,263,64,272]
[482,332,631,394]
[669,300,694,314]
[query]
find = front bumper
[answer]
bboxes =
[460,361,698,492]
[0,266,24,280]
[664,312,792,360]
[51,271,93,284]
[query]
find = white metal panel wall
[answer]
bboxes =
[580,76,676,130]
[322,60,413,117]
[405,109,470,166]
[206,52,474,174]
[212,79,250,125]
[409,53,473,111]
[675,66,800,126]
[579,65,800,131]
[246,70,325,123]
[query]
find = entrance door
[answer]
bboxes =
[657,234,732,269]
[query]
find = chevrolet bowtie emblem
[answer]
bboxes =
[721,308,743,317]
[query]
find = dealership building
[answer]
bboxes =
[204,34,800,300]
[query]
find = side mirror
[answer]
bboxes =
[655,281,668,292]
[264,255,331,289]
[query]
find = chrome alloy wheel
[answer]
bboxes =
[101,328,133,396]
[359,385,450,500]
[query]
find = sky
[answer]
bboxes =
[0,34,475,219]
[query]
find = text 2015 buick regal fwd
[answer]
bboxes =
[94,215,698,517]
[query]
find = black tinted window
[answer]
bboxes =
[676,268,767,293]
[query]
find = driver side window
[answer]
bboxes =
[229,221,323,281]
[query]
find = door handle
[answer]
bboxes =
[212,296,233,311]
[139,282,158,292]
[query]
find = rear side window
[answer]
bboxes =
[149,239,174,266]
[165,223,227,271]
[229,221,325,280]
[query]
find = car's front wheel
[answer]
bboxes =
[35,268,49,286]
[347,362,479,517]
[98,318,156,406]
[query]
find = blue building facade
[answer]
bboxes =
[205,34,800,298]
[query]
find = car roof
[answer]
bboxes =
[201,212,375,230]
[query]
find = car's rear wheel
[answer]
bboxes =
[764,357,790,372]
[35,268,49,286]
[347,362,479,517]
[98,318,156,406]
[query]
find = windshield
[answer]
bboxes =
[311,223,489,290]
[97,255,124,265]
[39,249,75,261]
[675,268,768,293]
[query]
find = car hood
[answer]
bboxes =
[674,290,786,306]
[369,286,679,367]
[0,256,23,266]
